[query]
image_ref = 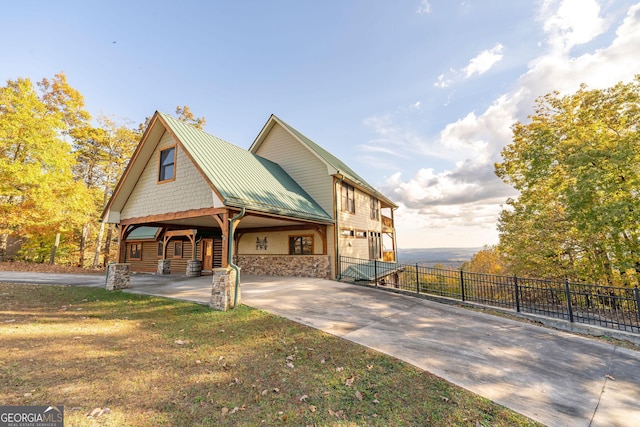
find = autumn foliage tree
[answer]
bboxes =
[0,76,94,262]
[0,73,142,266]
[495,76,640,286]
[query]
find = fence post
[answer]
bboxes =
[415,263,420,294]
[374,259,378,288]
[564,278,574,323]
[460,270,466,302]
[634,286,640,326]
[338,256,342,280]
[514,275,520,312]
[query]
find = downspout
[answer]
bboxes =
[229,207,245,308]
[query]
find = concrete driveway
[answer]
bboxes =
[2,271,639,427]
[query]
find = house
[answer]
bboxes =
[101,111,398,280]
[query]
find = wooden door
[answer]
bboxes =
[202,239,213,271]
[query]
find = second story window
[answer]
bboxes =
[159,146,176,182]
[370,196,379,220]
[341,182,355,213]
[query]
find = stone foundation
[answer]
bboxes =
[186,260,203,277]
[157,259,171,275]
[210,267,240,311]
[106,263,130,290]
[237,255,331,279]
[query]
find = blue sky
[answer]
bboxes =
[2,0,640,248]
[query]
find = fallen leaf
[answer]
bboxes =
[221,407,229,415]
[335,366,343,372]
[272,388,280,393]
[286,362,295,369]
[230,406,240,414]
[174,340,186,345]
[299,394,308,402]
[355,390,363,401]
[286,355,295,362]
[87,408,102,418]
[440,395,449,402]
[605,374,616,381]
[345,376,354,387]
[261,389,268,396]
[309,405,317,412]
[367,364,373,370]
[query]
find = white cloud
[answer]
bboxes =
[367,1,640,248]
[433,44,503,88]
[416,0,431,15]
[462,43,504,78]
[434,73,452,88]
[540,0,608,53]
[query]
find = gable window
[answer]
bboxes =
[370,196,380,220]
[158,146,176,182]
[341,182,355,213]
[173,241,183,258]
[289,235,313,255]
[128,243,142,261]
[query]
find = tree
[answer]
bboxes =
[495,76,640,285]
[0,77,93,262]
[175,105,206,129]
[462,245,508,275]
[91,115,139,267]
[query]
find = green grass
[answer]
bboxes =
[0,283,542,426]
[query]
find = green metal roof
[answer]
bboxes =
[126,226,160,241]
[275,117,398,208]
[340,260,404,282]
[158,112,332,223]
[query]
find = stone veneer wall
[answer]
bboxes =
[237,255,331,279]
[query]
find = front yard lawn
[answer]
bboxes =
[0,283,541,426]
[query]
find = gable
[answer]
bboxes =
[250,115,398,210]
[252,122,334,215]
[120,131,220,220]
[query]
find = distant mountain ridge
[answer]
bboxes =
[396,247,480,268]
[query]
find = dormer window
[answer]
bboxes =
[159,146,176,182]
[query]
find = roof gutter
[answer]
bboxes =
[228,207,245,309]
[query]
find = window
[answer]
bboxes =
[128,243,141,260]
[370,197,380,220]
[341,182,355,213]
[355,230,367,239]
[340,228,354,237]
[173,241,183,258]
[368,232,381,260]
[289,235,313,255]
[157,242,164,258]
[158,146,176,182]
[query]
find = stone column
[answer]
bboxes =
[106,263,130,290]
[157,259,171,275]
[186,260,203,277]
[210,267,240,311]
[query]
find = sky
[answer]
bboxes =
[2,0,640,249]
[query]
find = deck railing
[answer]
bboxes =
[338,256,640,334]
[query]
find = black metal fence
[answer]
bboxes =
[338,256,640,334]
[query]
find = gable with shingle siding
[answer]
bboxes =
[120,131,218,220]
[253,122,334,215]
